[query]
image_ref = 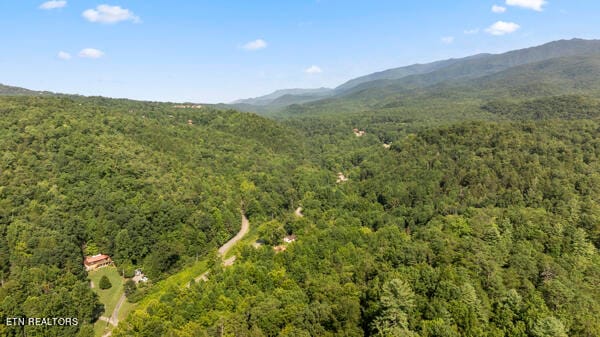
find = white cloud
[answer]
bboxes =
[505,0,547,11]
[57,51,71,60]
[242,39,268,51]
[492,5,507,13]
[78,48,104,59]
[485,21,520,36]
[441,36,455,44]
[83,5,140,24]
[39,1,66,10]
[304,65,323,74]
[464,28,480,35]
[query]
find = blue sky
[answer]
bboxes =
[1,1,599,103]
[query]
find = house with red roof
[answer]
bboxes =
[84,254,113,271]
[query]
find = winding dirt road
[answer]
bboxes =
[100,293,126,337]
[109,294,126,326]
[100,212,250,336]
[218,212,249,256]
[191,211,249,284]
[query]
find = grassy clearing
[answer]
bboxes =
[89,266,124,315]
[89,266,126,337]
[122,259,209,320]
[93,319,112,337]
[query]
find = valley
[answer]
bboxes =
[2,39,600,337]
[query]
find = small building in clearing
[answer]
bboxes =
[337,172,349,183]
[84,254,113,271]
[133,269,149,283]
[283,235,297,243]
[353,128,366,137]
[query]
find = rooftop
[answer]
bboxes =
[84,254,111,264]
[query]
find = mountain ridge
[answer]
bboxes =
[231,38,600,114]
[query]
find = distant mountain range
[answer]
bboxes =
[0,84,52,96]
[230,38,600,115]
[4,38,600,117]
[233,88,333,106]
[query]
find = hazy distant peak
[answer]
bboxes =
[233,88,333,106]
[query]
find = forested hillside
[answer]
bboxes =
[277,53,600,119]
[335,38,600,93]
[0,96,309,336]
[2,39,600,337]
[111,42,600,336]
[112,117,600,337]
[228,39,600,118]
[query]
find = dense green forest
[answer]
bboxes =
[112,117,600,337]
[2,39,600,337]
[0,96,308,336]
[2,94,600,337]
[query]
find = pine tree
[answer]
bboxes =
[372,279,418,336]
[99,275,112,290]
